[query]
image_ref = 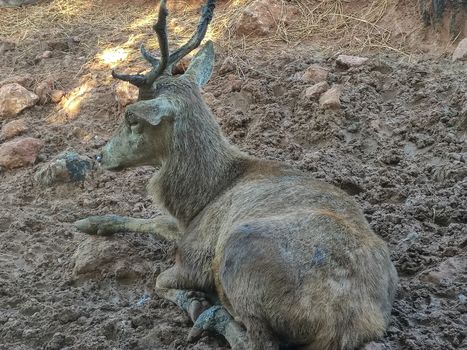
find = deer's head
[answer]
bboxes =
[99,0,218,170]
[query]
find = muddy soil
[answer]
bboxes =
[1,5,467,350]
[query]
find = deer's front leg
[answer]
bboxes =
[74,215,179,241]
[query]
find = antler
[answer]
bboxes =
[167,0,216,69]
[112,0,216,99]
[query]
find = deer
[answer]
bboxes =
[74,1,398,349]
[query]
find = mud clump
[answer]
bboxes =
[34,151,96,186]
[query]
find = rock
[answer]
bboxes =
[41,50,52,59]
[0,137,44,170]
[0,73,34,89]
[304,81,330,99]
[319,84,342,110]
[115,82,138,107]
[422,257,466,285]
[219,57,236,74]
[336,54,368,68]
[50,89,65,103]
[34,50,53,62]
[452,38,467,62]
[0,83,38,118]
[34,79,54,104]
[301,64,329,83]
[0,118,28,140]
[235,0,297,36]
[71,236,153,281]
[34,151,95,186]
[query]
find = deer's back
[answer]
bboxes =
[190,158,388,260]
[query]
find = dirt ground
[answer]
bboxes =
[1,0,466,349]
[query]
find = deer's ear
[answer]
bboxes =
[125,98,173,126]
[183,40,215,87]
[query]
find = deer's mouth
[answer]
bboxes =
[96,153,125,172]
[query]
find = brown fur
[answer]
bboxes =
[97,70,398,349]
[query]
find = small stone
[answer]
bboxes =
[50,89,65,103]
[77,316,88,325]
[0,118,28,140]
[459,294,466,304]
[319,84,342,110]
[336,54,368,68]
[35,50,53,61]
[425,271,443,285]
[225,74,242,92]
[452,38,467,62]
[363,342,385,350]
[58,307,80,324]
[35,79,55,104]
[115,81,138,107]
[0,137,44,170]
[304,81,330,99]
[301,64,329,83]
[34,50,52,63]
[0,83,38,118]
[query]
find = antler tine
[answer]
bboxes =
[145,0,170,86]
[111,71,148,87]
[168,0,216,67]
[140,44,160,68]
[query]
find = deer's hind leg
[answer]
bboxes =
[218,228,291,350]
[156,265,249,349]
[155,265,213,323]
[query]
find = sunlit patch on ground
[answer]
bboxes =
[47,79,96,124]
[98,47,129,67]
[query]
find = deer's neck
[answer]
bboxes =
[149,109,248,227]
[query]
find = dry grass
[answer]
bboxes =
[212,0,413,55]
[288,0,412,54]
[0,0,418,54]
[0,0,425,83]
[0,1,256,78]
